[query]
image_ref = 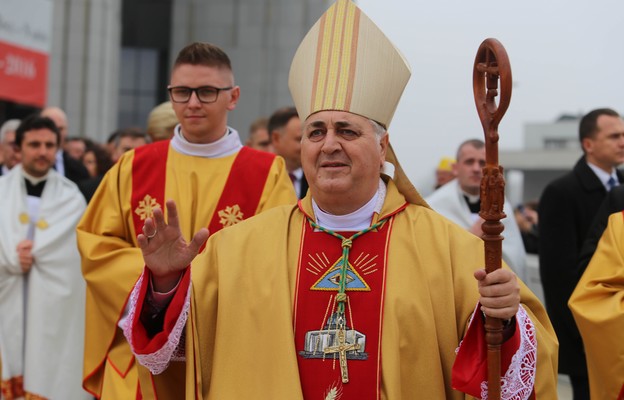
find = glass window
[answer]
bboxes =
[118,47,160,128]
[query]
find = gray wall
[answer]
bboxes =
[45,0,331,143]
[48,0,121,142]
[169,0,330,139]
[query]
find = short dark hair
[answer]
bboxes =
[84,142,114,176]
[173,42,232,71]
[15,114,61,148]
[113,127,151,148]
[267,107,299,138]
[106,130,119,144]
[456,139,485,160]
[579,108,620,142]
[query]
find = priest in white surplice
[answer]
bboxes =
[426,139,527,280]
[0,115,90,400]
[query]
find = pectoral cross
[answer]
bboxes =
[324,327,360,383]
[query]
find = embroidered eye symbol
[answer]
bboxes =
[328,273,354,286]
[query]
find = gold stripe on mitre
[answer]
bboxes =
[289,0,411,129]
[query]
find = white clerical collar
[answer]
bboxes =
[170,124,242,158]
[312,178,386,231]
[459,185,480,204]
[21,168,49,185]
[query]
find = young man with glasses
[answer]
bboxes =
[77,42,296,400]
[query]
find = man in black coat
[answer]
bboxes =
[538,108,624,399]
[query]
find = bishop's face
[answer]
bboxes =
[301,111,388,215]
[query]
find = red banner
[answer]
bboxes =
[0,41,48,107]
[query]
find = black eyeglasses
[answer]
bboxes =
[167,86,233,104]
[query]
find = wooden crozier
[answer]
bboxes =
[473,38,512,400]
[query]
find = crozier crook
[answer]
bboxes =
[473,37,513,400]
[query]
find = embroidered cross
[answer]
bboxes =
[324,328,360,383]
[135,194,160,220]
[218,204,244,227]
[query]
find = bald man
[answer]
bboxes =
[40,107,90,185]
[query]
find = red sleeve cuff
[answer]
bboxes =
[451,306,520,397]
[131,266,191,354]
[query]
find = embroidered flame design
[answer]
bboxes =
[218,204,244,227]
[135,195,160,221]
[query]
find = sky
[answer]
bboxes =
[356,0,624,196]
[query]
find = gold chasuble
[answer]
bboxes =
[78,140,295,399]
[130,142,274,245]
[126,1,558,398]
[126,179,558,399]
[569,211,624,399]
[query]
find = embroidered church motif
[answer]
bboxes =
[299,309,368,361]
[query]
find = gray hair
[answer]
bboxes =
[0,119,21,142]
[369,119,387,142]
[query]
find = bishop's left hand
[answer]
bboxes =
[474,268,520,320]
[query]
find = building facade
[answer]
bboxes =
[1,0,331,143]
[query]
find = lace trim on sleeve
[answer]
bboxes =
[122,270,191,375]
[479,306,537,400]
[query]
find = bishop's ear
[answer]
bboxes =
[379,134,389,167]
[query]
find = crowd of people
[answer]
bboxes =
[428,108,624,399]
[0,1,623,399]
[0,106,169,202]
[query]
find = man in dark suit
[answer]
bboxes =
[40,107,90,185]
[0,119,21,176]
[539,107,624,399]
[269,106,308,199]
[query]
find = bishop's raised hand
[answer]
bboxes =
[137,199,210,292]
